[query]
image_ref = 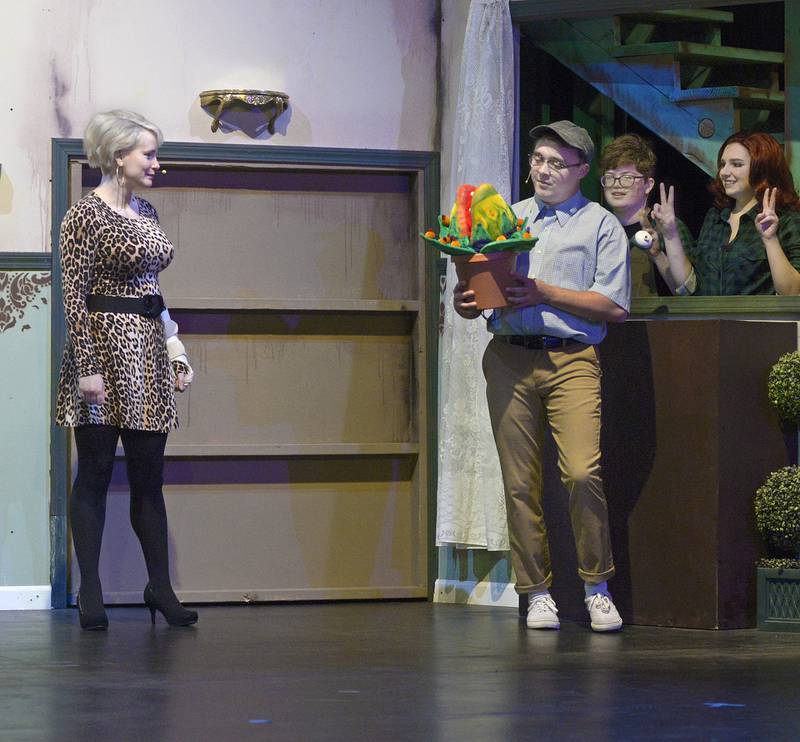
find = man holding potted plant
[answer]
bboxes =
[454,120,630,631]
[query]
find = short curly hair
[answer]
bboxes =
[83,110,164,176]
[599,134,657,179]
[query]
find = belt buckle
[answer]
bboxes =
[141,295,161,319]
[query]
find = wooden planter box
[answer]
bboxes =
[757,567,800,632]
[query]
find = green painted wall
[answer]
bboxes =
[0,270,51,587]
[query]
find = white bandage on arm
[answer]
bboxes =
[161,308,194,383]
[674,266,697,296]
[161,307,179,339]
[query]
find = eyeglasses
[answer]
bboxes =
[528,152,584,172]
[600,173,646,188]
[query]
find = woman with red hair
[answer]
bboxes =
[651,131,800,295]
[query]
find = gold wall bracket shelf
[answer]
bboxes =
[199,89,289,136]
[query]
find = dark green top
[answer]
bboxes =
[626,218,695,297]
[691,206,800,295]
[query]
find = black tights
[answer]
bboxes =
[71,425,172,600]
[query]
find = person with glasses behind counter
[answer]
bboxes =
[599,134,696,297]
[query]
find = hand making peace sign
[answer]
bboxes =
[756,187,779,240]
[650,183,677,238]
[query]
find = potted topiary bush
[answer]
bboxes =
[767,351,800,465]
[768,351,800,421]
[754,465,800,631]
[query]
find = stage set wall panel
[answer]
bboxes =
[0,268,51,607]
[169,331,413,451]
[92,457,421,603]
[153,177,420,306]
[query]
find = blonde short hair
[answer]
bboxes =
[83,110,164,175]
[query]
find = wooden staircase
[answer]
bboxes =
[516,7,785,175]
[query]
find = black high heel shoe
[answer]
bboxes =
[77,591,108,631]
[143,583,198,627]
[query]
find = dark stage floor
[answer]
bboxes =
[1,602,799,741]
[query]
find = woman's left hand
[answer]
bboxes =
[175,372,189,392]
[756,187,779,240]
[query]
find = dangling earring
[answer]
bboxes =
[115,163,124,187]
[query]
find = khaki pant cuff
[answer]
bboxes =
[515,577,553,594]
[579,566,615,585]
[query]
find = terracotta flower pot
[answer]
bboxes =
[453,252,517,311]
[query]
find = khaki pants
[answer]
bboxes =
[482,338,615,593]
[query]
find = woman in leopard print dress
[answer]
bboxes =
[56,110,197,630]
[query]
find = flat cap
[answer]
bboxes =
[529,120,595,163]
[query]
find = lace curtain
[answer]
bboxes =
[436,0,514,550]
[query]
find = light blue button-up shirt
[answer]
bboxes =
[487,190,630,345]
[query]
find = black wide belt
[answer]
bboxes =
[495,334,580,350]
[86,294,165,319]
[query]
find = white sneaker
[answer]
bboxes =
[526,594,560,630]
[585,592,623,632]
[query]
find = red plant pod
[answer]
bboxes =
[453,184,476,237]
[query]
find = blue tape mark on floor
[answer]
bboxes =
[704,702,746,708]
[249,719,273,724]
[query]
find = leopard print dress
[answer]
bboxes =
[56,192,178,432]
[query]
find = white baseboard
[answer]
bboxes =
[433,578,518,608]
[0,586,51,610]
